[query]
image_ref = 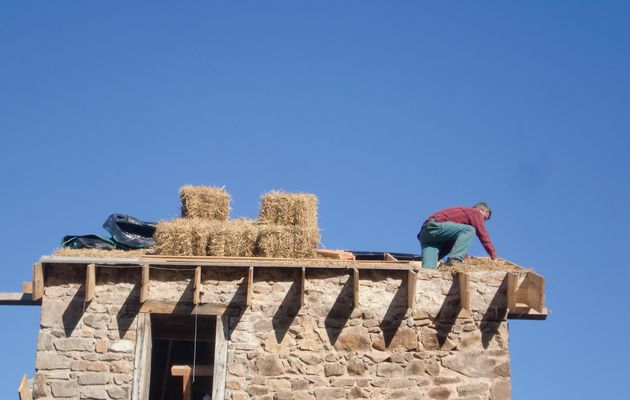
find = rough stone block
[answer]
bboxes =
[50,381,79,398]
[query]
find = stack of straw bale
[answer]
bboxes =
[154,187,320,258]
[256,191,320,258]
[180,185,231,220]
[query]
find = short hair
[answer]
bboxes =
[474,202,492,219]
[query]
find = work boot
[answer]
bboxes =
[445,258,463,266]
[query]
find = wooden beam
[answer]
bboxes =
[18,373,32,400]
[508,305,549,320]
[506,271,545,313]
[458,272,470,310]
[85,264,96,303]
[0,292,40,306]
[246,266,254,307]
[193,266,201,305]
[140,264,149,303]
[140,300,227,315]
[212,315,228,400]
[317,250,356,260]
[32,262,44,301]
[22,282,32,295]
[43,255,423,271]
[407,270,417,308]
[384,252,397,261]
[300,267,306,308]
[352,268,360,308]
[171,364,214,377]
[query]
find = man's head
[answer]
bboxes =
[474,202,492,221]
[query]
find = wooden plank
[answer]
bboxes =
[85,264,96,303]
[300,267,306,308]
[140,300,227,315]
[171,365,214,376]
[407,270,417,308]
[212,315,228,400]
[193,266,201,305]
[506,272,518,310]
[18,373,32,400]
[508,306,549,320]
[22,282,33,295]
[458,272,470,310]
[352,269,360,308]
[384,252,397,261]
[42,255,422,271]
[140,264,150,303]
[0,292,40,306]
[317,250,356,260]
[523,271,545,313]
[246,266,254,307]
[131,313,152,400]
[32,262,44,301]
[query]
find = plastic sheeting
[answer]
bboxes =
[103,214,156,249]
[61,235,117,250]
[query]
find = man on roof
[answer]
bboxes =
[417,202,496,269]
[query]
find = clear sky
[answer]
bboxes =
[1,2,628,399]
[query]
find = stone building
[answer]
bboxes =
[5,253,546,400]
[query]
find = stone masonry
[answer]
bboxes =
[33,263,513,400]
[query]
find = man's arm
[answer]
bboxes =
[470,212,496,258]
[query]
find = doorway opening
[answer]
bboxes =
[148,314,216,400]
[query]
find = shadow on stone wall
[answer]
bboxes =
[272,275,301,343]
[435,279,461,347]
[116,284,141,339]
[225,281,247,340]
[380,274,408,347]
[62,286,85,337]
[324,276,354,345]
[480,276,508,349]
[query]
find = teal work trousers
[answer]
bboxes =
[418,220,476,269]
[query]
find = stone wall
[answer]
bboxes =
[33,264,512,400]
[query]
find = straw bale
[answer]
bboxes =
[153,218,214,256]
[207,218,259,257]
[438,257,530,273]
[180,185,231,221]
[257,224,320,258]
[258,191,318,227]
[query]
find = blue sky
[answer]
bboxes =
[1,2,629,398]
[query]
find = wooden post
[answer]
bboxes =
[131,313,152,400]
[85,264,96,303]
[524,271,545,313]
[407,270,417,309]
[32,262,44,301]
[212,315,228,400]
[458,272,470,310]
[506,272,517,310]
[352,269,360,309]
[140,265,150,303]
[300,267,306,308]
[246,267,254,307]
[18,373,32,400]
[193,266,201,305]
[22,282,33,295]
